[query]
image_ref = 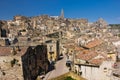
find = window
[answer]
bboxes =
[104,67,107,70]
[50,45,53,52]
[103,67,107,72]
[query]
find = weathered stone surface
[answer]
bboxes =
[22,45,49,80]
[0,56,23,80]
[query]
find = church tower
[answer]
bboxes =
[60,9,64,19]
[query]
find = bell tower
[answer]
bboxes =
[60,9,64,19]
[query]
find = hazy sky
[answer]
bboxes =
[0,0,120,24]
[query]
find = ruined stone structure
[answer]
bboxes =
[21,45,49,80]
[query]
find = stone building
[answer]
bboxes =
[46,40,60,62]
[75,50,114,80]
[93,18,108,28]
[0,39,6,46]
[22,45,49,80]
[14,15,28,21]
[0,46,28,80]
[0,20,9,37]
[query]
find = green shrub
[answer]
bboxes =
[10,58,19,67]
[118,34,120,37]
[64,76,76,80]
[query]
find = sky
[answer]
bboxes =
[0,0,120,24]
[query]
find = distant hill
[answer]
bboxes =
[109,24,120,29]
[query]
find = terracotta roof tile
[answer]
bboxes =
[75,46,84,51]
[0,46,28,56]
[89,58,105,65]
[0,47,12,56]
[85,39,103,48]
[76,50,98,61]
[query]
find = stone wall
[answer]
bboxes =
[0,39,5,46]
[47,40,60,62]
[0,56,23,80]
[21,45,49,80]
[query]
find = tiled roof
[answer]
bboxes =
[85,39,103,49]
[0,47,11,56]
[0,46,28,56]
[76,50,98,61]
[75,46,84,51]
[89,58,105,65]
